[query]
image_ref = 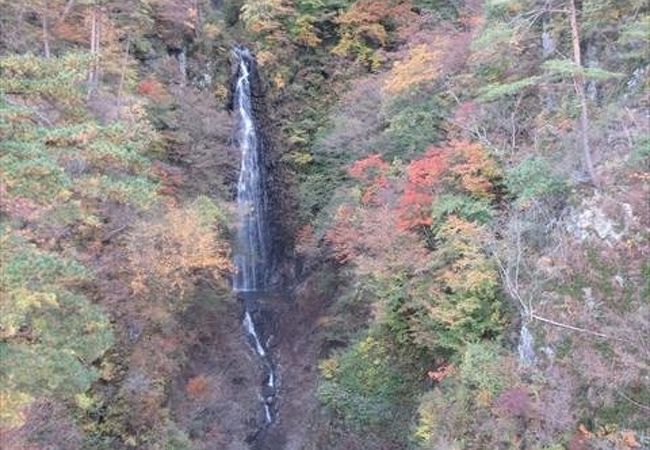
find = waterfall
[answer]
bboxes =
[518,323,536,366]
[231,46,277,427]
[233,46,269,293]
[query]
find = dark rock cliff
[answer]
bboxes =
[228,46,296,289]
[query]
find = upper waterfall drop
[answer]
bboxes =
[232,46,270,292]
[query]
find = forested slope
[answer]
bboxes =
[0,0,648,449]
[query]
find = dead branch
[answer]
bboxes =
[617,391,650,412]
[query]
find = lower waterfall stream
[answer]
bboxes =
[231,46,278,431]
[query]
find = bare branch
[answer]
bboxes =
[617,391,650,412]
[57,0,76,24]
[530,313,618,340]
[4,97,53,127]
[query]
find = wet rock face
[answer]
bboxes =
[228,46,295,286]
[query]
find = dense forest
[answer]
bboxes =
[0,0,648,449]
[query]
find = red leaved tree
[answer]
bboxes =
[397,147,449,230]
[348,154,391,205]
[326,202,428,279]
[396,140,497,231]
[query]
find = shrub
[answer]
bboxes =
[380,90,446,160]
[331,0,415,69]
[0,52,90,107]
[414,342,514,447]
[411,0,458,16]
[77,175,160,209]
[505,157,568,204]
[384,44,445,95]
[484,0,527,20]
[0,141,72,204]
[629,134,650,170]
[431,194,492,229]
[413,387,459,447]
[458,342,507,401]
[185,375,210,399]
[409,217,504,353]
[318,335,412,428]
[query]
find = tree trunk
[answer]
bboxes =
[179,47,187,87]
[58,0,76,23]
[193,0,201,38]
[87,6,100,98]
[116,38,130,120]
[42,2,51,58]
[95,9,101,87]
[87,7,96,97]
[568,0,598,186]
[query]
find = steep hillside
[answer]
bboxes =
[1,0,648,449]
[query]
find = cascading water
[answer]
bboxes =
[233,47,270,293]
[231,46,277,427]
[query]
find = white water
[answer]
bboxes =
[243,311,266,357]
[232,46,277,427]
[233,47,269,293]
[518,323,536,366]
[264,404,272,423]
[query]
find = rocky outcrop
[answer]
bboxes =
[567,193,636,243]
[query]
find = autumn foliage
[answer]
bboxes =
[2,0,647,447]
[397,147,449,230]
[348,154,390,204]
[384,44,445,95]
[137,77,169,102]
[325,205,359,264]
[334,0,413,47]
[326,203,428,277]
[295,223,318,257]
[395,140,497,230]
[186,374,210,399]
[126,198,231,301]
[427,363,455,383]
[332,0,417,67]
[447,140,498,197]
